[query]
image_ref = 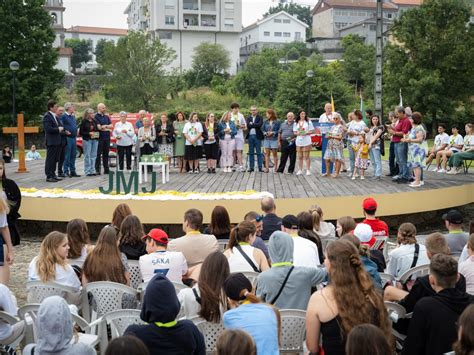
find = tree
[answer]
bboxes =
[190,42,230,87]
[0,0,64,127]
[65,38,92,73]
[384,0,474,128]
[74,78,91,101]
[101,31,176,111]
[233,48,281,101]
[95,39,115,67]
[264,3,312,38]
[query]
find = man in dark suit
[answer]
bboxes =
[246,105,264,172]
[94,103,112,175]
[43,100,64,182]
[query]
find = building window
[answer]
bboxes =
[274,19,282,23]
[165,0,175,9]
[369,24,376,31]
[387,13,393,19]
[274,32,282,37]
[165,15,175,25]
[158,31,172,39]
[224,18,234,27]
[264,31,270,36]
[283,32,290,37]
[224,2,234,10]
[282,19,290,23]
[295,32,301,40]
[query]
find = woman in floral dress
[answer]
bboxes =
[173,111,186,173]
[403,112,427,188]
[323,113,345,178]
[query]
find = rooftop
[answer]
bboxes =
[312,0,398,15]
[66,26,128,36]
[242,10,309,32]
[391,0,422,5]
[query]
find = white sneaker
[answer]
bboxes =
[431,167,439,172]
[438,169,447,173]
[296,170,303,176]
[360,176,365,180]
[420,181,425,186]
[409,182,422,188]
[347,172,353,177]
[447,168,460,175]
[306,170,311,176]
[352,176,356,180]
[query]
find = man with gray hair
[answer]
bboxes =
[387,106,412,183]
[245,105,264,172]
[136,109,146,130]
[277,112,297,174]
[56,106,67,177]
[61,102,80,177]
[319,103,333,123]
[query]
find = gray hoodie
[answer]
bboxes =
[23,296,95,355]
[256,231,327,310]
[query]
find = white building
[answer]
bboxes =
[240,11,308,65]
[64,26,128,71]
[44,0,72,72]
[124,0,242,74]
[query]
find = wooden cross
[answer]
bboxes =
[3,113,39,173]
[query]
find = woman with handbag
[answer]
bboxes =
[156,113,174,158]
[138,117,156,172]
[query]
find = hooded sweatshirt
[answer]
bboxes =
[256,231,327,310]
[22,296,95,355]
[402,288,474,355]
[125,275,205,355]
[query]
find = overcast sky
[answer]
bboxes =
[62,0,301,29]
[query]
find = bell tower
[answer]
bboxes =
[44,0,65,47]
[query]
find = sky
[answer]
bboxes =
[62,0,301,29]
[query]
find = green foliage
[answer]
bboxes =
[101,31,176,112]
[189,42,231,87]
[384,0,474,127]
[95,39,115,67]
[65,38,92,73]
[0,0,64,127]
[264,3,312,38]
[74,78,92,101]
[233,48,281,102]
[279,41,317,60]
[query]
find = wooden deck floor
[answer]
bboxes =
[6,157,473,199]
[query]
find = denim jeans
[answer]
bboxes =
[248,135,263,170]
[394,142,409,179]
[369,147,382,177]
[348,144,356,173]
[389,141,399,175]
[83,139,98,175]
[63,137,77,175]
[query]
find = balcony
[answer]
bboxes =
[183,0,198,11]
[201,0,216,12]
[201,14,216,27]
[183,14,199,27]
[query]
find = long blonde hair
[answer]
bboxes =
[36,232,68,282]
[0,196,9,215]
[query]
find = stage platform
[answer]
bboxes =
[7,158,474,224]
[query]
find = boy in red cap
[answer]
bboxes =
[361,197,389,246]
[139,229,188,284]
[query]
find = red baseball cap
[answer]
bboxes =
[362,198,377,211]
[142,228,169,245]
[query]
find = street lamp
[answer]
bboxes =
[10,61,20,158]
[306,69,314,118]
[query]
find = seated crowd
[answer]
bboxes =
[0,197,473,355]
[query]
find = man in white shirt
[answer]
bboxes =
[427,124,449,171]
[113,111,136,171]
[319,103,333,123]
[139,228,188,284]
[281,215,320,267]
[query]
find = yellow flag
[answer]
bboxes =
[331,94,335,112]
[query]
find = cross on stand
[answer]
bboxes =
[3,113,39,173]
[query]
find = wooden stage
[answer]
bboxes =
[7,158,474,224]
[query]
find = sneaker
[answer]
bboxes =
[188,170,193,174]
[409,182,422,188]
[194,170,199,174]
[360,176,365,180]
[306,170,311,176]
[296,170,303,176]
[447,168,460,175]
[431,167,439,172]
[392,175,400,180]
[420,181,425,186]
[347,172,353,177]
[352,176,356,180]
[438,168,447,173]
[371,176,381,180]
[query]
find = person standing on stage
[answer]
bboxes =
[230,102,247,172]
[135,110,146,130]
[43,100,64,182]
[95,103,112,175]
[246,106,264,172]
[262,109,280,173]
[61,103,80,177]
[56,106,68,178]
[294,110,314,176]
[114,111,135,171]
[319,103,334,123]
[277,112,297,174]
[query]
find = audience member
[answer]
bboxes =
[105,336,150,355]
[309,205,336,245]
[452,304,474,355]
[345,324,392,355]
[178,252,229,321]
[223,273,280,355]
[243,211,270,259]
[216,329,256,355]
[387,222,429,278]
[28,231,81,305]
[305,240,391,354]
[125,275,206,354]
[260,197,282,240]
[118,215,147,260]
[361,197,389,239]
[139,228,187,283]
[443,210,469,257]
[427,123,449,171]
[0,284,24,346]
[256,231,327,310]
[459,220,474,263]
[336,216,356,237]
[353,223,376,249]
[2,146,12,163]
[204,205,232,239]
[459,233,474,295]
[297,211,324,262]
[0,194,14,284]
[23,296,95,355]
[224,221,269,273]
[66,218,93,267]
[282,214,320,267]
[26,145,41,160]
[168,209,219,282]
[402,254,474,355]
[1,158,22,247]
[110,203,132,232]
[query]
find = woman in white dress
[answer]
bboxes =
[293,111,314,176]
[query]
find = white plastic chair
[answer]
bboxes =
[97,309,145,351]
[398,263,430,285]
[217,239,229,252]
[172,281,190,295]
[380,273,395,287]
[280,309,306,354]
[128,260,143,290]
[371,236,387,250]
[0,311,25,351]
[384,301,408,351]
[26,281,79,304]
[191,317,225,354]
[241,271,259,288]
[82,281,138,323]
